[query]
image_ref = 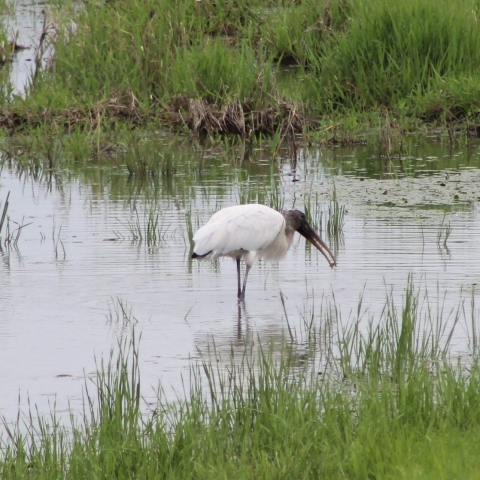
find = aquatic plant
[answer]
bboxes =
[0,191,9,236]
[1,280,480,477]
[303,191,323,232]
[115,202,169,247]
[436,213,452,247]
[53,223,66,260]
[327,184,345,238]
[0,192,32,250]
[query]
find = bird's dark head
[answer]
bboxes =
[282,209,337,268]
[282,209,309,233]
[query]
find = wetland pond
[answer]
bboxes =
[1,136,480,424]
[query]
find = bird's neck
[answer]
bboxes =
[284,225,296,247]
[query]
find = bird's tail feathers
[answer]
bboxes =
[192,251,212,259]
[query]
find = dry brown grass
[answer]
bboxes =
[168,97,308,137]
[1,93,311,138]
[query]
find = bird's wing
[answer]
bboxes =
[193,205,285,257]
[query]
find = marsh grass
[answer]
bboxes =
[0,192,31,250]
[184,207,198,252]
[0,33,13,66]
[303,190,323,231]
[327,186,345,235]
[2,280,480,478]
[0,16,19,91]
[436,213,453,247]
[106,298,139,329]
[303,187,344,256]
[235,179,284,212]
[306,0,480,114]
[1,131,290,212]
[115,202,169,247]
[0,127,116,174]
[326,184,345,254]
[0,191,9,236]
[3,0,480,138]
[125,142,174,177]
[52,224,66,260]
[1,216,30,249]
[465,287,480,356]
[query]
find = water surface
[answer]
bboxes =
[1,138,480,423]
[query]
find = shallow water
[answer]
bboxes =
[2,0,49,96]
[1,138,480,423]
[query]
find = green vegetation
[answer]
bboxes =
[0,191,32,249]
[2,0,480,476]
[0,1,12,97]
[1,282,480,478]
[115,199,169,246]
[327,184,345,237]
[2,0,480,138]
[436,213,452,248]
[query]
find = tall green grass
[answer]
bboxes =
[2,281,480,478]
[303,186,345,253]
[0,8,13,105]
[304,0,480,117]
[6,0,480,134]
[29,0,274,109]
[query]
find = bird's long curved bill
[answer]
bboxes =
[301,225,337,268]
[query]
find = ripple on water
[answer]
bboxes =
[1,153,480,423]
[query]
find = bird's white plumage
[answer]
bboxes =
[193,204,291,266]
[192,203,336,300]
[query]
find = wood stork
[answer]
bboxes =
[192,204,336,300]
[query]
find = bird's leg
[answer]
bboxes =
[236,257,242,298]
[239,264,251,301]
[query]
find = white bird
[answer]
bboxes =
[192,204,336,300]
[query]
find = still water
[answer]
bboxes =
[1,139,480,422]
[2,0,49,97]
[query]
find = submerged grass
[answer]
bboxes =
[2,280,480,478]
